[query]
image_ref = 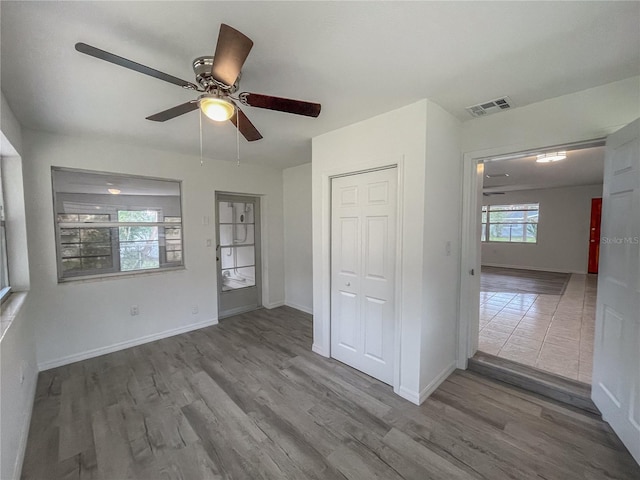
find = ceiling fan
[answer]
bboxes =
[75,24,321,142]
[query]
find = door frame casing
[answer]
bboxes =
[457,138,607,369]
[315,156,404,395]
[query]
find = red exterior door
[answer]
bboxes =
[588,197,602,274]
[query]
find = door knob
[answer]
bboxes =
[346,282,351,286]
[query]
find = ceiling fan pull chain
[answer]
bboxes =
[236,109,240,167]
[199,108,204,167]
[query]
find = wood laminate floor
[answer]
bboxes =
[22,306,639,480]
[481,266,570,295]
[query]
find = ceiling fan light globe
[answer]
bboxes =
[199,96,235,122]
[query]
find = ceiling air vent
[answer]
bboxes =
[466,96,513,118]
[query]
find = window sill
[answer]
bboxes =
[482,241,538,245]
[0,286,11,304]
[58,265,186,284]
[0,291,28,341]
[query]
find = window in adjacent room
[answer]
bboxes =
[52,168,184,281]
[481,203,539,243]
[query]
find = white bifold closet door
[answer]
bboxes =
[330,167,397,385]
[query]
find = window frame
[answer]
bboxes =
[51,167,185,283]
[0,163,10,303]
[481,203,540,244]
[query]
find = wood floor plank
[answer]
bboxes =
[382,428,480,480]
[481,266,570,295]
[21,306,640,480]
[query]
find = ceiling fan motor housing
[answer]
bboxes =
[193,56,239,93]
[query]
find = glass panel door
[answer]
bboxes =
[216,194,261,317]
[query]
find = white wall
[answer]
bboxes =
[420,102,462,393]
[1,295,37,480]
[462,76,640,155]
[21,129,285,369]
[0,91,37,480]
[283,163,313,314]
[1,92,23,155]
[482,185,603,273]
[312,99,461,404]
[3,156,29,290]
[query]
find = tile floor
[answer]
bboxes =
[478,273,597,384]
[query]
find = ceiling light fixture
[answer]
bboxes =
[198,94,235,122]
[536,151,566,163]
[486,173,510,178]
[107,188,121,195]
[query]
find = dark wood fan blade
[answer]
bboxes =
[239,92,321,117]
[211,24,253,86]
[146,101,199,122]
[75,43,198,90]
[229,107,263,142]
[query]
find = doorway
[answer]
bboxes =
[330,167,397,385]
[459,140,606,383]
[215,193,262,318]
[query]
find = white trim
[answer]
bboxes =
[419,362,457,403]
[38,318,218,371]
[397,386,422,405]
[312,343,329,357]
[457,153,482,369]
[12,366,37,480]
[397,362,457,405]
[264,301,285,310]
[393,158,405,399]
[480,262,583,275]
[284,301,313,315]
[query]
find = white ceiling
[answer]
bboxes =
[483,146,604,192]
[1,2,639,169]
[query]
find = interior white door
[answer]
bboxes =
[592,118,640,465]
[330,167,397,385]
[216,194,261,318]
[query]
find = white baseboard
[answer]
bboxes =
[418,362,457,404]
[397,361,457,405]
[38,318,218,371]
[397,386,421,405]
[284,301,313,315]
[264,301,285,309]
[481,263,585,275]
[13,368,37,480]
[312,343,329,357]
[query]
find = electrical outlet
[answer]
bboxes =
[192,305,199,315]
[130,305,139,316]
